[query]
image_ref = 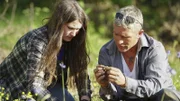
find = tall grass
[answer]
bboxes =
[165,41,180,90]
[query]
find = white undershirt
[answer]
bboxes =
[121,54,138,99]
[121,55,137,79]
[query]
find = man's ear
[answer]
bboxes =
[136,29,144,38]
[139,29,144,35]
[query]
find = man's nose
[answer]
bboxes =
[118,40,124,44]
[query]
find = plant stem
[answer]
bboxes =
[61,68,65,101]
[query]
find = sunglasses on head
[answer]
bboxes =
[115,13,142,27]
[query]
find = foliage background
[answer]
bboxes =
[0,0,180,100]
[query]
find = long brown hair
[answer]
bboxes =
[39,0,90,91]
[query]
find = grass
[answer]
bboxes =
[0,10,180,101]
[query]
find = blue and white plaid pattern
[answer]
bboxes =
[0,26,51,100]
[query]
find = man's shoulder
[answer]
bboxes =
[100,39,116,54]
[102,39,114,47]
[144,33,164,48]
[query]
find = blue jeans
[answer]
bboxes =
[48,83,75,101]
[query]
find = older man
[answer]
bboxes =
[94,5,180,101]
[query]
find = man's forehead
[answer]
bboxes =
[113,25,133,36]
[114,24,126,32]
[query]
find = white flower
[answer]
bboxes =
[59,62,66,69]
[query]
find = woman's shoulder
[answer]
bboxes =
[23,26,48,43]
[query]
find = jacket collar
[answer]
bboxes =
[106,33,149,55]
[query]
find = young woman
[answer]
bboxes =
[0,0,91,101]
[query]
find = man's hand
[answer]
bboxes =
[94,65,109,87]
[94,65,126,87]
[104,66,126,87]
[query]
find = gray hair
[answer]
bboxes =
[114,5,143,31]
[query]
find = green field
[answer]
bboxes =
[0,7,180,101]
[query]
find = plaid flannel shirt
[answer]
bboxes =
[0,26,92,100]
[0,26,54,100]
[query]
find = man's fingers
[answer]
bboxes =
[97,74,106,82]
[94,71,107,84]
[93,68,98,73]
[104,66,111,71]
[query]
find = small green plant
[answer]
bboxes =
[0,87,10,101]
[0,86,52,101]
